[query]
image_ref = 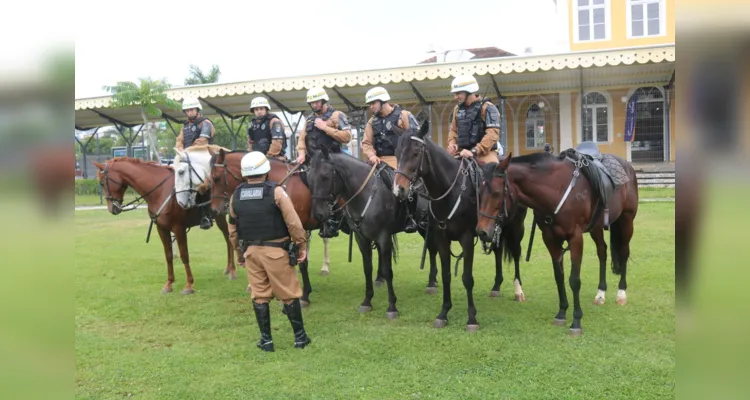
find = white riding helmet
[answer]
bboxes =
[365,86,390,104]
[450,75,479,94]
[182,97,203,111]
[250,96,271,111]
[240,151,271,177]
[306,87,329,103]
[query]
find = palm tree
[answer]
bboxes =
[184,64,221,85]
[102,78,181,163]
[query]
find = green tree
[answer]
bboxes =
[184,64,221,85]
[102,78,181,163]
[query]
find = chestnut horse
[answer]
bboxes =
[476,148,638,336]
[93,157,236,294]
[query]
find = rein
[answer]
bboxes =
[100,163,172,213]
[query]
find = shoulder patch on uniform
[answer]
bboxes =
[240,187,264,200]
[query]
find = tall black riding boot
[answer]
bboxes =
[404,213,419,233]
[200,206,213,230]
[283,298,312,349]
[252,301,274,352]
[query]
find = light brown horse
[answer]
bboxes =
[208,149,324,306]
[93,157,237,294]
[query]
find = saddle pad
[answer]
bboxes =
[600,154,629,188]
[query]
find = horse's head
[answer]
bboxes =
[173,148,211,209]
[476,153,514,242]
[393,120,429,200]
[208,148,238,215]
[94,160,128,216]
[307,146,341,223]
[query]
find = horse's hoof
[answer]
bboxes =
[358,305,372,313]
[553,318,566,326]
[515,293,527,302]
[489,290,501,298]
[228,274,237,281]
[466,324,480,332]
[374,280,384,288]
[386,311,399,320]
[181,288,195,295]
[223,269,230,276]
[320,269,329,276]
[300,300,310,308]
[425,286,438,295]
[594,297,605,305]
[616,297,627,306]
[434,319,447,328]
[160,287,173,294]
[245,286,252,293]
[569,328,583,337]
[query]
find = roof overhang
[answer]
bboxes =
[75,44,675,129]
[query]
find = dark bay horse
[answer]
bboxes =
[93,157,236,294]
[392,122,528,331]
[307,146,438,319]
[208,149,323,306]
[476,148,638,336]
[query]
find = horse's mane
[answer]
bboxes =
[182,144,232,154]
[109,156,174,170]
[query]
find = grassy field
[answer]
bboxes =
[75,203,674,399]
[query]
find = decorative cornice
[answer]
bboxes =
[75,45,674,111]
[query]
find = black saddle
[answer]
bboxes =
[563,144,615,230]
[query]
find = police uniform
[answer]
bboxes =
[248,113,287,160]
[448,97,501,164]
[228,153,311,351]
[362,104,419,169]
[295,105,352,160]
[177,115,215,151]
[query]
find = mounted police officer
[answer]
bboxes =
[446,75,501,164]
[176,97,216,230]
[247,97,287,160]
[362,86,419,233]
[229,151,311,352]
[295,86,352,238]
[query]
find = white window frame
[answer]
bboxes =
[577,91,614,144]
[573,0,612,43]
[627,0,667,39]
[525,106,546,149]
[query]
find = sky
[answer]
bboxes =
[73,0,564,99]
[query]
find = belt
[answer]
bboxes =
[241,240,288,249]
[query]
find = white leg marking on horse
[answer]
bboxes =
[514,279,523,296]
[321,238,330,271]
[616,289,627,305]
[594,289,606,305]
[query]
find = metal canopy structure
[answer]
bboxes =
[75,45,675,130]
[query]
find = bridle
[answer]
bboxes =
[210,157,243,214]
[99,161,171,213]
[477,167,515,254]
[175,151,209,207]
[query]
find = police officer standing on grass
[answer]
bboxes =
[228,151,312,352]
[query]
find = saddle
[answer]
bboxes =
[563,142,628,230]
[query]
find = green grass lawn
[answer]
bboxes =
[75,203,674,399]
[638,187,675,198]
[76,193,139,207]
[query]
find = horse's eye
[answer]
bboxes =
[213,176,220,183]
[178,169,185,175]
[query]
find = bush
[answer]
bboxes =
[75,179,136,196]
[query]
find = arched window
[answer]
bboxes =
[582,92,609,143]
[525,103,545,148]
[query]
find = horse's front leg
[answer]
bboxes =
[173,227,195,295]
[460,231,478,331]
[215,215,237,280]
[156,226,175,294]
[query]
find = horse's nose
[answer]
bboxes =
[477,229,488,242]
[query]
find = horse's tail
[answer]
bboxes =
[498,206,527,264]
[391,234,399,265]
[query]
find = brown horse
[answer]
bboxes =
[208,149,324,306]
[476,146,638,336]
[93,157,237,294]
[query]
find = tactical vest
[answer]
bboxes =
[249,113,286,156]
[371,106,403,157]
[232,181,290,241]
[456,99,491,150]
[182,116,214,148]
[305,107,337,153]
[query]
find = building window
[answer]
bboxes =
[582,92,609,143]
[628,0,666,38]
[525,103,546,148]
[575,0,610,42]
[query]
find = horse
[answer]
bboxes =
[207,148,336,306]
[306,145,439,319]
[174,145,334,275]
[93,157,237,295]
[392,121,527,331]
[475,146,638,336]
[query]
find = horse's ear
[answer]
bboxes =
[416,120,429,139]
[497,152,512,170]
[321,145,330,159]
[217,148,226,163]
[93,162,104,171]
